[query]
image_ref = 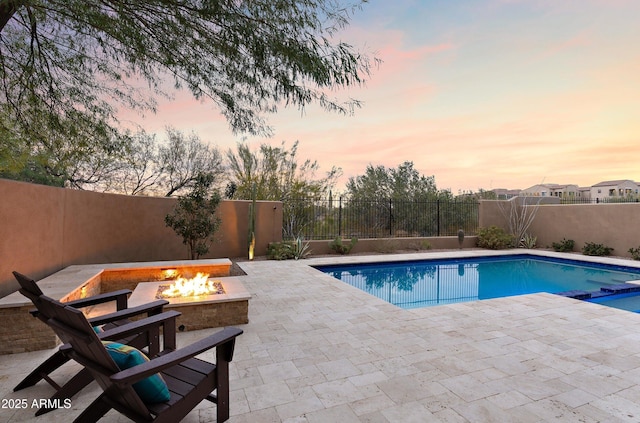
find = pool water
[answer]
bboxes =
[315,255,640,310]
[586,292,640,313]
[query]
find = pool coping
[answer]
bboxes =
[305,249,640,270]
[7,251,640,421]
[305,249,640,309]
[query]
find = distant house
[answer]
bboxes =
[577,187,591,200]
[520,184,579,199]
[492,188,520,199]
[590,180,639,202]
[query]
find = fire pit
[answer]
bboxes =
[128,275,250,331]
[0,259,250,354]
[157,273,225,298]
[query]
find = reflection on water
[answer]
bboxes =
[327,263,479,309]
[318,256,640,310]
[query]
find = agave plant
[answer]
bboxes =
[519,233,537,249]
[292,237,311,260]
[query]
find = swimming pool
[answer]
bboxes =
[586,292,640,313]
[315,254,640,310]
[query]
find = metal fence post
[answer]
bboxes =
[338,196,343,237]
[437,199,441,236]
[389,198,393,236]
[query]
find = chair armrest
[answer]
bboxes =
[98,310,181,356]
[111,327,243,385]
[98,310,181,342]
[64,289,132,310]
[88,300,169,326]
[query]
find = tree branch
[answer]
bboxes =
[0,0,18,32]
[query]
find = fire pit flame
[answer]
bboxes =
[157,272,225,299]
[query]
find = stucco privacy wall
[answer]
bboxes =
[479,200,640,256]
[0,178,282,297]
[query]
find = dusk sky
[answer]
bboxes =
[123,0,640,194]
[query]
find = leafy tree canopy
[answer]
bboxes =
[226,140,340,200]
[0,0,376,159]
[165,172,222,260]
[346,161,442,201]
[106,127,224,196]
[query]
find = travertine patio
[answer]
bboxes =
[4,251,640,422]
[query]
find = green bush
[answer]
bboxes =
[329,237,358,255]
[267,238,311,260]
[267,241,295,260]
[165,173,221,260]
[551,238,575,252]
[629,246,640,260]
[374,239,399,254]
[476,226,514,250]
[582,242,614,256]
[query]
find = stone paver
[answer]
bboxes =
[4,251,640,422]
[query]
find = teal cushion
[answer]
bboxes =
[102,342,170,403]
[92,325,104,333]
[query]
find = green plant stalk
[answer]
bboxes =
[248,182,256,260]
[293,237,311,259]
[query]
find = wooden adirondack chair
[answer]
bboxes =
[12,271,175,416]
[40,293,243,423]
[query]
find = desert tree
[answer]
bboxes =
[226,140,340,238]
[104,131,163,195]
[497,196,541,247]
[346,161,439,201]
[158,128,224,197]
[1,1,376,185]
[165,173,222,260]
[345,161,443,236]
[226,140,340,201]
[98,127,224,196]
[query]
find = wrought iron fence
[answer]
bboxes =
[558,197,640,204]
[282,196,479,240]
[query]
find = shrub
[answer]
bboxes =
[629,246,640,261]
[329,237,358,255]
[405,240,432,251]
[551,238,575,252]
[582,242,614,256]
[165,173,221,260]
[476,226,514,250]
[267,242,295,260]
[374,239,398,253]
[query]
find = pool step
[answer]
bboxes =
[588,291,612,299]
[600,283,640,294]
[558,283,640,300]
[556,290,592,300]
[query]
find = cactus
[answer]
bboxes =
[248,183,256,260]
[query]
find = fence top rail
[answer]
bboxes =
[287,197,481,203]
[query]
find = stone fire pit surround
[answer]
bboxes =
[0,259,250,354]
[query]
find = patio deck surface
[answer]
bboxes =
[4,251,640,422]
